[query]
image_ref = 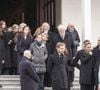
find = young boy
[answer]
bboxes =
[47,42,71,90]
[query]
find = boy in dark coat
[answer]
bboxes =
[51,24,74,86]
[47,42,71,90]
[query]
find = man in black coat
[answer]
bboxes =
[66,23,80,57]
[19,50,40,90]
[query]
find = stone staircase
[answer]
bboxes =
[71,76,80,90]
[0,75,20,90]
[0,68,80,90]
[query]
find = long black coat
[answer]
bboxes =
[3,31,12,68]
[47,52,70,90]
[93,46,100,85]
[11,32,18,68]
[66,29,80,46]
[73,50,95,85]
[19,56,40,90]
[0,38,5,69]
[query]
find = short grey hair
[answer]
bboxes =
[57,24,66,30]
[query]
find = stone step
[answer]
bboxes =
[0,81,79,86]
[0,75,20,78]
[0,87,52,90]
[0,78,20,81]
[0,75,80,90]
[73,82,79,86]
[0,87,80,90]
[0,81,20,84]
[2,85,20,88]
[0,88,20,90]
[2,86,21,89]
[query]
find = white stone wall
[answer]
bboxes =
[56,0,82,45]
[91,0,100,46]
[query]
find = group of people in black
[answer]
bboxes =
[0,20,100,90]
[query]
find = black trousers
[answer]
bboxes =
[69,71,74,83]
[81,84,94,90]
[37,73,44,90]
[44,72,51,87]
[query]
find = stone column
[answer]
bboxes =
[81,0,92,41]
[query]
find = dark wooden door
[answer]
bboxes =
[36,0,56,28]
[0,0,23,25]
[0,0,56,32]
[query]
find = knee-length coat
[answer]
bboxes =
[47,52,70,90]
[73,50,95,85]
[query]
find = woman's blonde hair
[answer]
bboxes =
[33,27,44,38]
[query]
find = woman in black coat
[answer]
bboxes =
[17,26,33,74]
[47,42,70,90]
[2,27,13,74]
[17,26,33,62]
[73,42,95,90]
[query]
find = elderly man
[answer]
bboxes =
[52,24,74,58]
[66,23,80,56]
[19,50,40,90]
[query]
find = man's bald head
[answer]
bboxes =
[23,50,32,59]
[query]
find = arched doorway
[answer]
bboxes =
[0,0,56,33]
